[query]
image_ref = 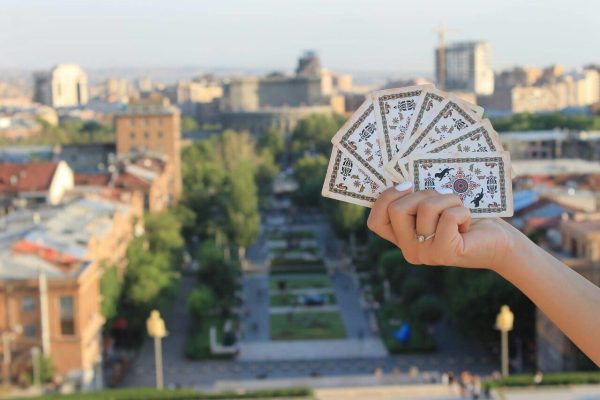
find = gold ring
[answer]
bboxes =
[416,233,435,243]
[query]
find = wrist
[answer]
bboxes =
[489,220,536,275]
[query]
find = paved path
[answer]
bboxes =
[238,339,387,361]
[240,272,269,341]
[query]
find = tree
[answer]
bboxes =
[401,276,426,304]
[257,128,285,161]
[289,114,345,160]
[187,287,216,321]
[100,265,122,320]
[411,294,444,325]
[379,250,408,289]
[144,210,185,262]
[181,116,200,132]
[327,201,366,256]
[223,163,260,265]
[124,238,178,307]
[292,154,328,207]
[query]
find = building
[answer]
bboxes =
[501,131,600,162]
[221,105,334,136]
[114,100,182,203]
[0,161,74,212]
[165,79,223,124]
[480,68,600,113]
[435,41,494,95]
[0,193,142,388]
[296,50,321,77]
[33,65,89,108]
[221,75,323,112]
[113,153,172,212]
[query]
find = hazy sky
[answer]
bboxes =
[2,0,599,75]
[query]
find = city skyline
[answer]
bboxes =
[2,0,600,75]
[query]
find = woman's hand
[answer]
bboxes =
[367,183,520,270]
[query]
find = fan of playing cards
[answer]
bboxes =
[322,84,514,218]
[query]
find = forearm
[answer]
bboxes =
[495,225,600,366]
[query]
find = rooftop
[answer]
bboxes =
[0,161,60,194]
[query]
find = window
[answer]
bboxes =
[24,324,36,338]
[21,296,35,312]
[144,132,149,139]
[59,296,75,335]
[157,131,163,138]
[130,132,135,140]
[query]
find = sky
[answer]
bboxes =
[1,0,599,76]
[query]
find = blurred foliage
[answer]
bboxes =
[100,264,122,320]
[181,115,200,132]
[491,112,600,132]
[289,113,345,160]
[257,127,285,162]
[292,154,328,207]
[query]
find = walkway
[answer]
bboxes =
[238,338,387,361]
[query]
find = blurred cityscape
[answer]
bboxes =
[1,9,600,400]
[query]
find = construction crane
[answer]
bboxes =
[434,24,460,90]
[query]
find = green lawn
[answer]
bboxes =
[270,311,346,340]
[269,273,331,291]
[270,292,336,307]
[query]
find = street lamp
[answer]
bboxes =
[146,310,167,389]
[495,305,514,378]
[2,325,23,388]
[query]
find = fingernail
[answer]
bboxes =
[395,181,413,192]
[436,188,454,195]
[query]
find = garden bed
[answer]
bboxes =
[270,311,346,340]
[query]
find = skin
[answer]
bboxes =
[367,186,600,367]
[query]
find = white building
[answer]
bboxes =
[33,64,89,108]
[436,41,494,95]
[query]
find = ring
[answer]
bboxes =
[416,233,435,243]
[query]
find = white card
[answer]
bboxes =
[408,151,513,218]
[371,84,433,168]
[389,119,503,181]
[321,146,385,208]
[331,99,388,186]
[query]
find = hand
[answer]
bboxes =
[367,183,519,270]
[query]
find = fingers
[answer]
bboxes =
[367,182,413,243]
[387,190,437,260]
[415,194,464,241]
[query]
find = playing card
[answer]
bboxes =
[399,98,482,159]
[331,99,389,186]
[386,119,502,181]
[371,84,433,168]
[396,88,483,159]
[408,151,513,218]
[321,146,385,208]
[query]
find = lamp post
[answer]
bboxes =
[146,310,167,389]
[495,305,514,378]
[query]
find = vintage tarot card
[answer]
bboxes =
[395,87,483,159]
[371,84,433,167]
[321,147,385,208]
[408,151,513,218]
[388,119,503,181]
[331,99,389,186]
[399,98,482,159]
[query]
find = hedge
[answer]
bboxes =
[485,371,600,389]
[12,387,313,400]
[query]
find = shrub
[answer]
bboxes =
[400,276,426,304]
[411,294,444,325]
